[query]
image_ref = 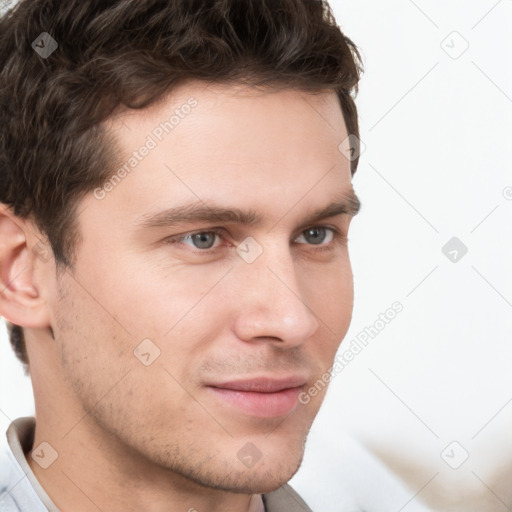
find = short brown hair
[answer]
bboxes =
[0,0,363,373]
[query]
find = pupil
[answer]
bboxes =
[193,232,215,249]
[305,227,325,245]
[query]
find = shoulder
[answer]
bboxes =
[263,483,313,512]
[0,422,48,512]
[0,442,22,512]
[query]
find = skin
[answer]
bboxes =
[0,81,359,512]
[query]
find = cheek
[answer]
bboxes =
[75,243,229,340]
[126,263,232,341]
[52,284,131,418]
[53,273,205,429]
[105,261,235,387]
[305,254,353,318]
[303,257,354,355]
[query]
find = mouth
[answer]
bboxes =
[205,376,307,418]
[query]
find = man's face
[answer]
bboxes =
[45,82,358,493]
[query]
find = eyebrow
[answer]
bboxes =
[135,190,361,231]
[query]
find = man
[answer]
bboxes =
[0,0,363,510]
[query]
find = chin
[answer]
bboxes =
[170,437,307,495]
[207,458,304,495]
[220,441,306,494]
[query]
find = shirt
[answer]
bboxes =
[0,417,312,512]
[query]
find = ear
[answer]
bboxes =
[0,204,52,329]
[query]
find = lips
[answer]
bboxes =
[208,376,307,393]
[206,375,307,418]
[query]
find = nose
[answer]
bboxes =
[231,246,320,348]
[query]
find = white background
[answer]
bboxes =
[1,1,511,511]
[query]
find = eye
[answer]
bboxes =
[295,226,335,245]
[178,230,223,250]
[165,225,343,253]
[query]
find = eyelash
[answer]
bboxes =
[164,226,347,254]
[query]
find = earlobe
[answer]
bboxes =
[0,204,52,329]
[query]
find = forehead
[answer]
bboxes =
[81,82,352,238]
[105,81,348,164]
